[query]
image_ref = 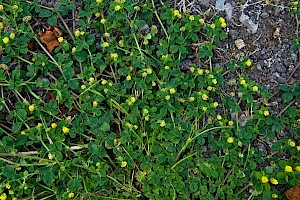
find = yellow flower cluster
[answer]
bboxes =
[261,176,268,183]
[173,10,181,18]
[127,96,136,105]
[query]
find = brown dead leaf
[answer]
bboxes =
[285,180,300,200]
[38,26,62,53]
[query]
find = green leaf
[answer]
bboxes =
[43,171,55,185]
[282,92,293,102]
[17,109,27,121]
[39,9,52,17]
[86,34,95,45]
[12,122,22,132]
[47,15,57,25]
[74,50,88,62]
[2,166,16,179]
[276,172,287,178]
[100,122,110,131]
[136,20,146,28]
[68,79,79,89]
[63,66,75,79]
[169,45,179,53]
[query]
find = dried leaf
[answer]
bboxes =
[38,26,62,53]
[285,180,300,200]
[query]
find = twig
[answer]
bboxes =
[57,13,75,42]
[0,144,88,157]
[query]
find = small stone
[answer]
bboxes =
[277,76,286,84]
[261,12,269,19]
[235,39,246,50]
[229,30,238,40]
[199,0,211,6]
[277,64,287,73]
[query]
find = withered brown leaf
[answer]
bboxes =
[285,180,300,200]
[38,26,62,53]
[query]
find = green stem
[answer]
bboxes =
[171,152,197,169]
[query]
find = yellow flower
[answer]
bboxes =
[62,126,69,133]
[51,123,57,128]
[217,115,222,120]
[270,178,278,185]
[21,131,26,135]
[240,80,246,85]
[16,167,21,171]
[165,95,170,100]
[227,137,234,144]
[29,104,35,112]
[126,75,131,81]
[145,116,149,121]
[169,88,176,94]
[146,68,152,74]
[189,97,195,102]
[197,69,204,75]
[221,22,227,28]
[252,86,259,92]
[101,42,109,48]
[130,96,136,103]
[238,141,243,147]
[5,183,10,189]
[261,176,268,183]
[289,141,296,147]
[285,165,293,172]
[93,101,98,107]
[121,161,127,167]
[74,30,80,37]
[199,18,205,24]
[100,18,106,24]
[152,81,156,86]
[0,5,3,11]
[80,31,85,36]
[89,77,95,83]
[134,6,140,11]
[173,10,180,16]
[115,5,121,11]
[110,53,118,59]
[2,37,9,44]
[104,32,110,37]
[228,121,234,126]
[213,102,218,107]
[10,33,15,39]
[81,85,86,89]
[212,79,217,84]
[142,72,147,77]
[58,37,63,43]
[68,192,75,198]
[95,12,101,17]
[210,24,215,29]
[263,110,270,117]
[245,59,252,67]
[202,94,209,101]
[202,107,207,111]
[295,166,300,172]
[160,120,166,127]
[297,146,300,151]
[0,193,7,200]
[207,86,213,91]
[189,15,195,21]
[219,17,225,23]
[101,79,107,85]
[71,47,77,53]
[96,0,102,3]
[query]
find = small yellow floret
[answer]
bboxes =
[289,141,296,147]
[2,37,9,44]
[121,161,127,167]
[75,30,80,37]
[58,37,64,43]
[62,126,69,133]
[10,33,15,39]
[29,104,35,112]
[202,94,209,101]
[245,59,252,67]
[261,176,268,183]
[100,18,106,24]
[263,110,270,117]
[169,88,176,94]
[160,120,166,127]
[227,137,234,143]
[252,86,259,92]
[285,165,293,172]
[115,5,121,11]
[51,123,57,128]
[68,192,75,198]
[270,178,278,185]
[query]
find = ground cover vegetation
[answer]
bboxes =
[0,0,299,199]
